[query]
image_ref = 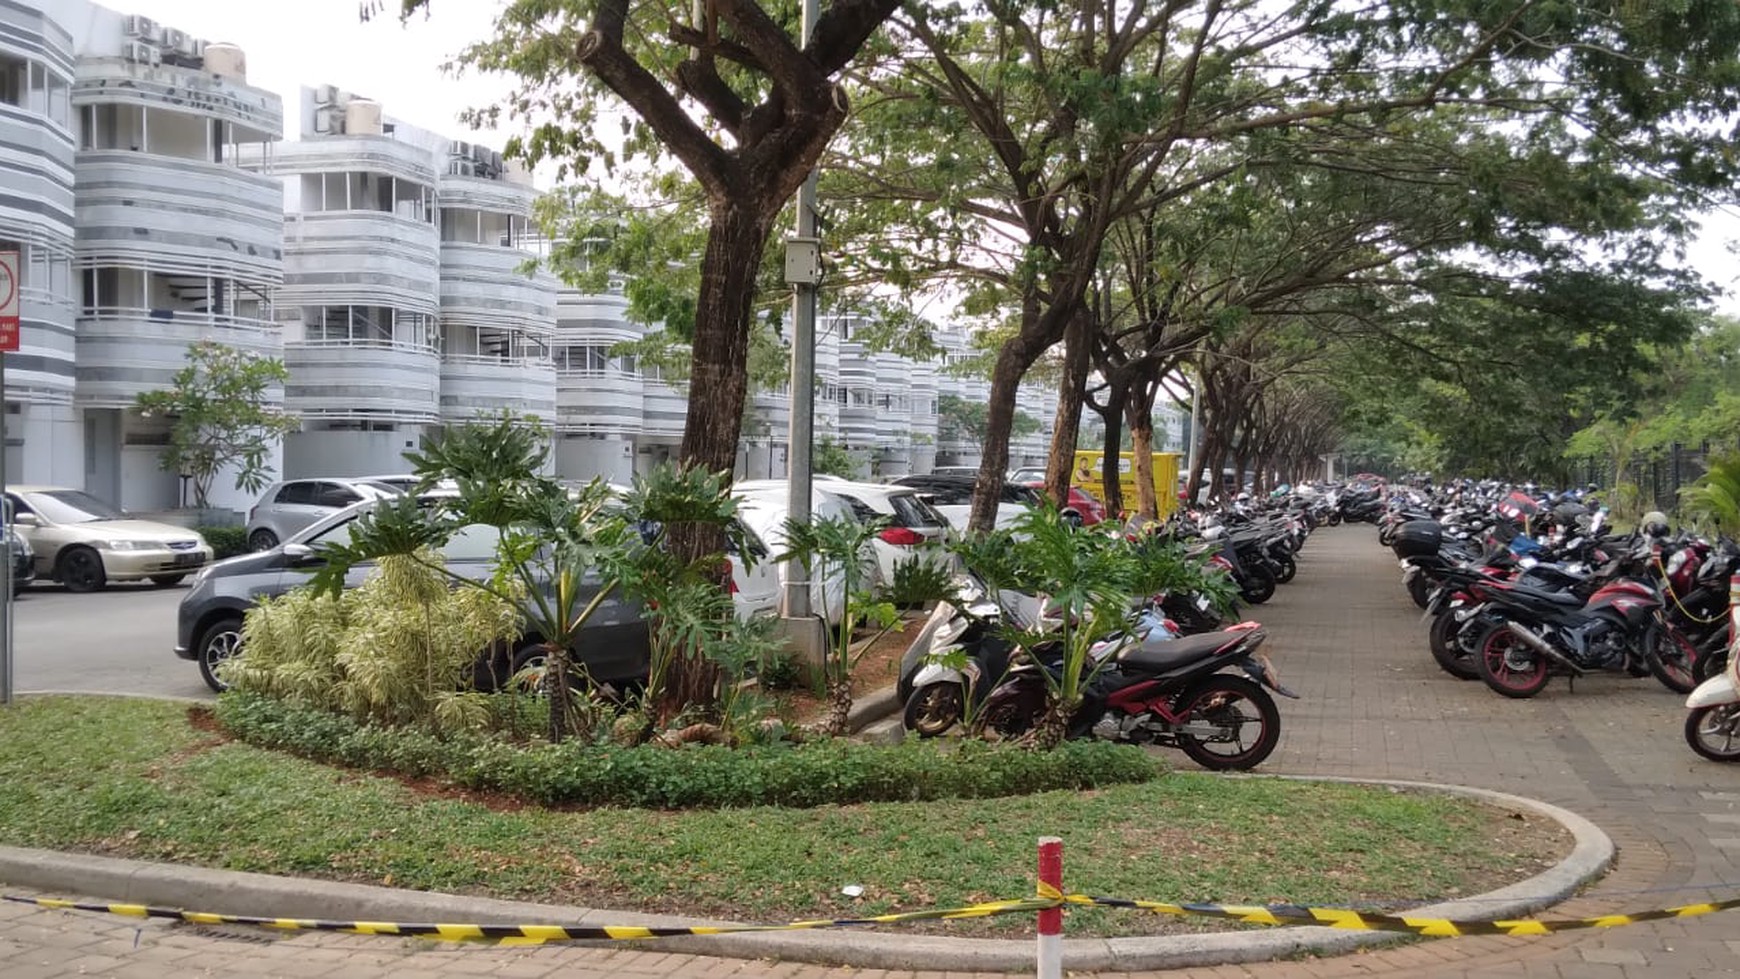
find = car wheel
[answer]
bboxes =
[248,529,279,551]
[197,616,245,693]
[57,547,106,593]
[150,574,187,587]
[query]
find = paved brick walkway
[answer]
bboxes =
[5,525,1739,977]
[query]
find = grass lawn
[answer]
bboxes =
[0,696,1572,938]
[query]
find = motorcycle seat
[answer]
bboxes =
[1492,582,1584,606]
[1118,632,1237,673]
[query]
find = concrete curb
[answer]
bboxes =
[844,685,900,733]
[0,777,1613,972]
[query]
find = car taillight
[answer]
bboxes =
[878,527,925,546]
[723,558,739,594]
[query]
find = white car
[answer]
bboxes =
[800,481,952,589]
[732,481,866,626]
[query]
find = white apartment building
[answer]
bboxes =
[2,1,284,512]
[251,85,558,477]
[1,0,1049,511]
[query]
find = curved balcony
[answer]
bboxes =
[873,353,912,447]
[555,291,644,344]
[556,367,644,437]
[908,365,939,444]
[74,308,278,407]
[642,379,689,441]
[437,173,538,217]
[73,58,281,141]
[1,103,75,234]
[439,243,556,336]
[282,212,438,314]
[750,388,791,437]
[74,152,282,281]
[283,339,440,423]
[440,354,557,424]
[1,97,77,405]
[837,344,877,447]
[271,135,436,186]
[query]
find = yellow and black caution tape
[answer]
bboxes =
[1060,891,1740,938]
[11,887,1740,945]
[0,893,1054,946]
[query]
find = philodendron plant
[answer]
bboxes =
[306,414,634,744]
[778,513,899,736]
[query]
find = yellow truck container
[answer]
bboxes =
[1070,450,1181,519]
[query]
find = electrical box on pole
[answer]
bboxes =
[784,236,821,285]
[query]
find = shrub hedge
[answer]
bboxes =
[214,693,1162,809]
[200,525,249,560]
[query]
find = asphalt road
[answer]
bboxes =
[7,581,208,700]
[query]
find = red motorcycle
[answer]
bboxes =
[1467,547,1699,699]
[974,621,1296,770]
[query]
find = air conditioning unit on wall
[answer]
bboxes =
[124,42,162,66]
[124,16,159,41]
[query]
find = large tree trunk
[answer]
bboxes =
[666,199,771,715]
[1126,381,1159,520]
[678,200,767,481]
[969,339,1043,533]
[1043,311,1093,509]
[1097,374,1129,515]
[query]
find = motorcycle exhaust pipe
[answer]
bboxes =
[1504,622,1585,674]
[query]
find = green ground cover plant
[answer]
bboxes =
[0,697,1570,939]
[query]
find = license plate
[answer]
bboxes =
[171,552,204,568]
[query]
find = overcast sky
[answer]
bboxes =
[118,0,1740,316]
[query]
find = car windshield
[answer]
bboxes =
[25,490,125,523]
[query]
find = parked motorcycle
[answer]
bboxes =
[1685,668,1740,762]
[1465,543,1698,698]
[969,619,1295,770]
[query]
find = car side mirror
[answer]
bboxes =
[12,513,38,527]
[282,542,320,565]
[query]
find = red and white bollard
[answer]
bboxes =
[1037,836,1063,979]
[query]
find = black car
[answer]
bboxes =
[174,498,650,693]
[5,524,35,594]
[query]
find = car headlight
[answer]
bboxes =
[101,540,152,551]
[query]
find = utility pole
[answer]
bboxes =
[1185,371,1202,504]
[779,0,827,665]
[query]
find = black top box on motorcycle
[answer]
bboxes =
[1391,519,1443,559]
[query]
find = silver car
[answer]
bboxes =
[244,478,402,551]
[5,486,212,593]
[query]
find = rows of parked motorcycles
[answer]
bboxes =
[888,492,1335,770]
[1382,483,1740,762]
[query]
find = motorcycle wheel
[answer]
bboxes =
[1239,567,1277,605]
[903,682,964,738]
[1428,610,1479,680]
[1378,524,1397,547]
[1475,624,1550,699]
[1327,512,1342,526]
[1273,554,1297,585]
[1173,674,1280,771]
[1643,624,1699,695]
[1686,705,1740,762]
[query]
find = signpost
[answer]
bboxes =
[0,248,16,704]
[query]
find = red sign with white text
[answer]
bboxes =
[0,250,19,352]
